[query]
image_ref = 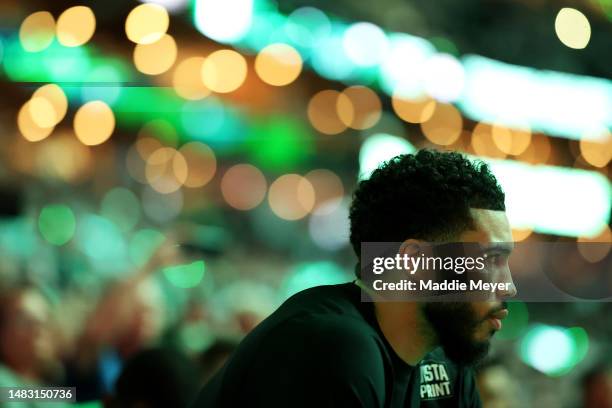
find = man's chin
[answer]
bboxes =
[422,302,493,366]
[442,339,490,366]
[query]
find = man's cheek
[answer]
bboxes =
[476,321,496,340]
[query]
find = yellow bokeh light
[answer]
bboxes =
[577,225,611,263]
[145,147,188,194]
[471,123,507,159]
[517,134,551,164]
[125,3,169,44]
[579,132,612,168]
[136,137,163,160]
[221,164,267,210]
[32,84,68,125]
[19,11,55,52]
[73,101,115,146]
[305,169,344,212]
[127,138,163,184]
[392,93,437,124]
[255,43,303,86]
[555,8,591,49]
[17,101,54,142]
[56,6,96,47]
[134,34,177,75]
[36,132,93,183]
[179,142,217,188]
[491,124,532,156]
[172,57,211,100]
[201,49,248,93]
[28,97,57,128]
[420,103,463,146]
[138,119,178,147]
[337,86,382,130]
[511,229,533,243]
[268,174,315,221]
[307,90,350,135]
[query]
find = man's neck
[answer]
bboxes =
[373,301,436,366]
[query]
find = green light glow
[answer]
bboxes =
[194,0,254,43]
[429,37,459,56]
[77,215,127,268]
[236,7,283,51]
[281,261,350,299]
[486,159,611,237]
[143,119,179,147]
[199,0,612,139]
[310,26,357,81]
[285,7,331,51]
[566,327,589,368]
[81,60,131,105]
[460,55,612,140]
[496,301,529,340]
[359,133,416,179]
[38,204,76,246]
[163,260,206,288]
[179,321,214,352]
[114,87,183,129]
[42,42,91,82]
[1,219,38,257]
[3,36,51,81]
[247,115,313,171]
[181,99,247,152]
[519,324,589,376]
[129,228,166,267]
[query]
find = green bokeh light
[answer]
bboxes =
[114,87,183,130]
[519,324,589,377]
[247,115,313,171]
[566,327,589,368]
[143,119,179,147]
[310,26,356,81]
[179,321,214,352]
[1,218,39,257]
[281,261,350,299]
[285,6,331,52]
[181,99,247,152]
[3,36,51,81]
[76,215,127,273]
[359,133,416,179]
[100,187,141,233]
[163,260,206,288]
[42,43,91,83]
[38,204,76,246]
[81,59,131,105]
[128,228,166,267]
[429,36,459,56]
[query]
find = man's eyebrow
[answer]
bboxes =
[481,243,514,254]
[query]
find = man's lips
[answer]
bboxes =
[490,309,509,320]
[487,308,509,331]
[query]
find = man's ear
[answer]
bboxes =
[399,239,423,259]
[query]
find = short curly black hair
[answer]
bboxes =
[349,149,505,257]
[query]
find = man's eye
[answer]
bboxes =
[484,253,503,264]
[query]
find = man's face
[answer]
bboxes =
[423,209,516,365]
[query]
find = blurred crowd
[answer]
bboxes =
[0,235,246,408]
[1,253,612,408]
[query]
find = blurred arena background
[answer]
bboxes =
[0,0,610,407]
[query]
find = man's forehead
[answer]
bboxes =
[460,209,512,244]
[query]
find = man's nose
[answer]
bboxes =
[497,282,517,299]
[496,267,517,299]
